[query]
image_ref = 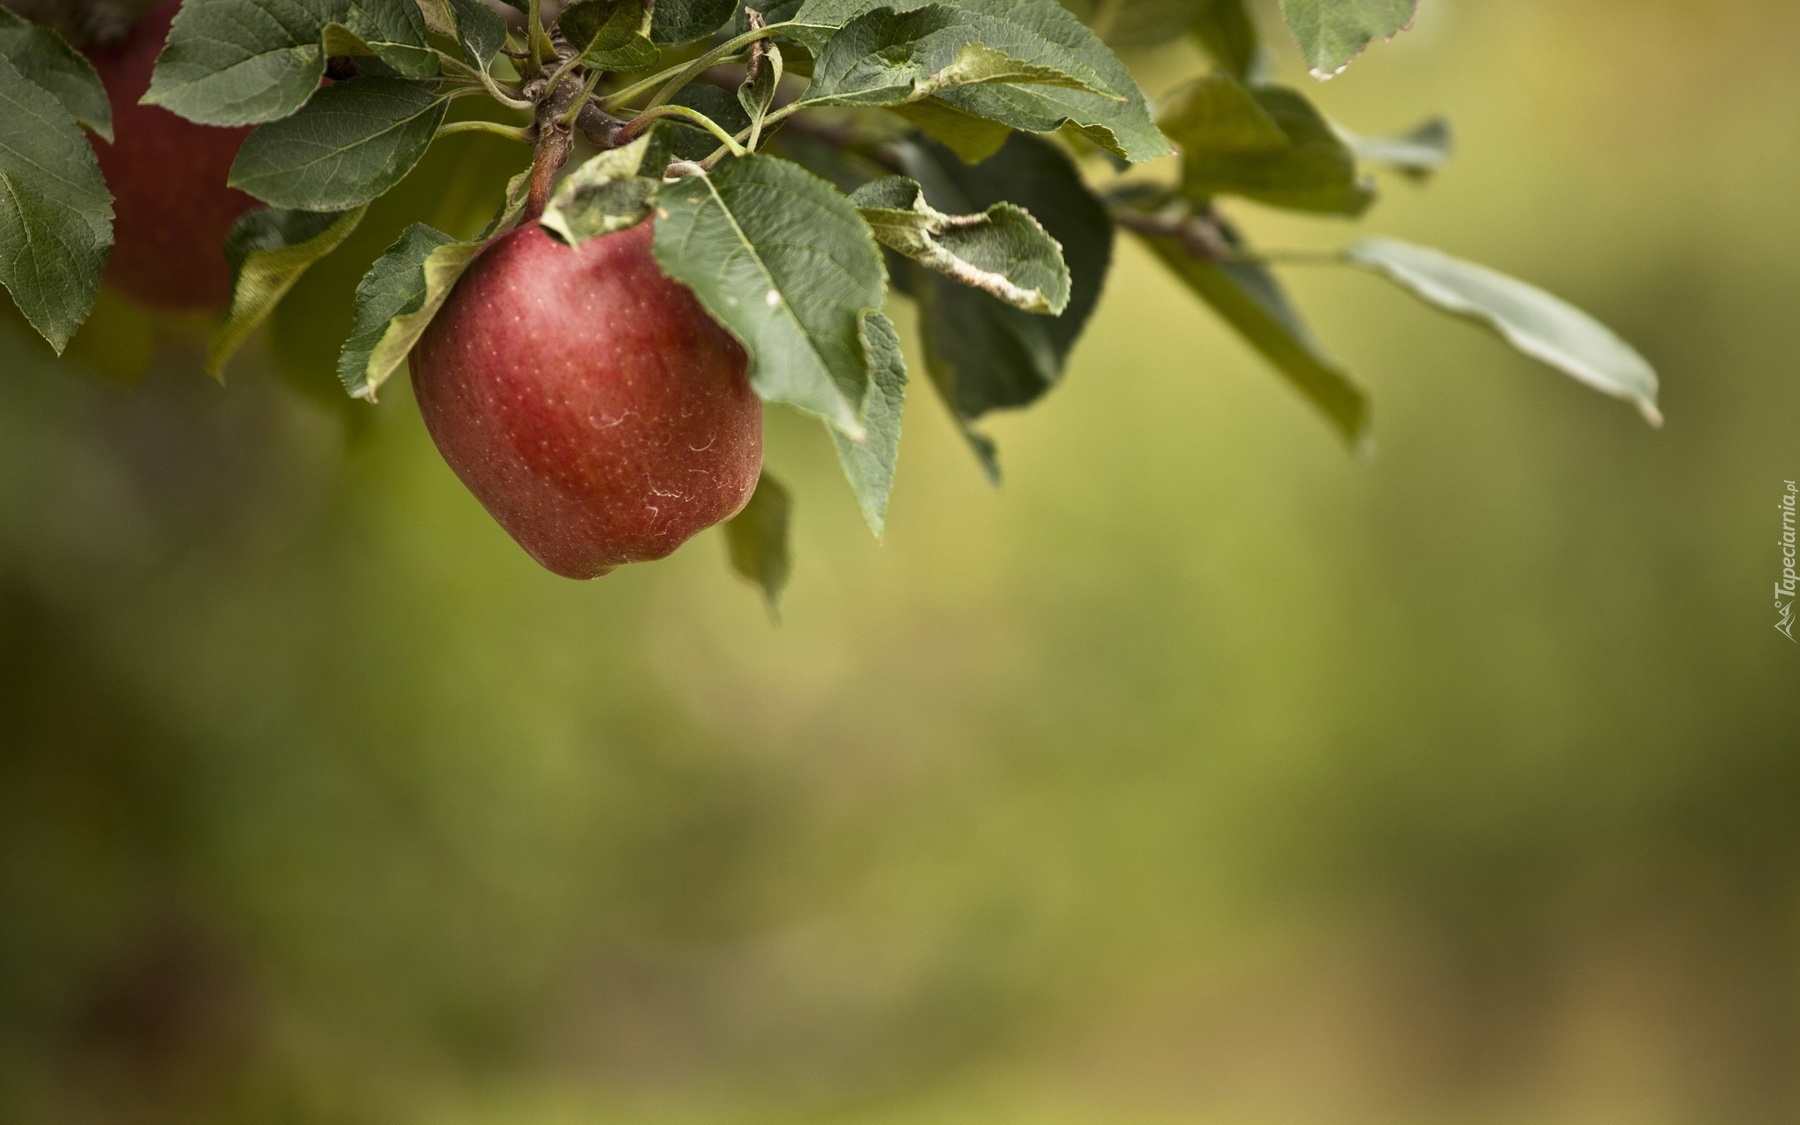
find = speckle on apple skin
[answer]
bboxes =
[410,221,762,579]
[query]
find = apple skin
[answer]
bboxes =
[86,0,256,311]
[410,221,762,579]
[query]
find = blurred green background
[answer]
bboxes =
[3,1,1798,1123]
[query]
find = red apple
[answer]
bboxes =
[86,0,256,311]
[410,221,762,578]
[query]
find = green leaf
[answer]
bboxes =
[804,4,1118,109]
[540,136,659,245]
[0,54,112,354]
[0,8,112,141]
[852,175,1069,313]
[230,77,449,210]
[795,0,1169,162]
[725,471,793,614]
[446,0,510,67]
[1277,0,1414,79]
[1161,75,1374,216]
[648,85,751,164]
[337,169,530,399]
[891,133,1110,476]
[146,0,437,127]
[739,41,783,140]
[651,0,738,45]
[562,0,660,69]
[888,99,1012,162]
[830,310,908,536]
[1191,0,1261,80]
[208,205,367,377]
[651,155,888,438]
[1343,116,1451,181]
[1131,222,1369,447]
[1346,237,1662,425]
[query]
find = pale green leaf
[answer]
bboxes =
[0,54,112,353]
[1343,116,1452,181]
[830,310,908,536]
[540,136,659,246]
[1347,237,1662,425]
[891,134,1110,478]
[337,169,530,399]
[230,77,449,210]
[208,205,367,378]
[725,471,793,614]
[651,155,888,437]
[1278,0,1414,79]
[888,100,1011,162]
[852,175,1069,313]
[0,8,112,140]
[796,0,1169,162]
[805,4,1117,109]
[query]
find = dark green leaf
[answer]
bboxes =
[651,155,888,437]
[0,54,112,353]
[231,77,449,210]
[540,136,659,245]
[146,0,436,127]
[1132,222,1369,447]
[1344,116,1451,181]
[852,175,1069,313]
[1277,0,1414,79]
[725,471,793,614]
[795,0,1169,162]
[651,0,738,45]
[1346,237,1662,425]
[337,168,530,398]
[562,0,660,69]
[830,310,908,536]
[1161,75,1374,215]
[0,7,112,140]
[446,0,510,67]
[209,204,367,376]
[894,133,1111,447]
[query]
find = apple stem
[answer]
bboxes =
[527,125,573,219]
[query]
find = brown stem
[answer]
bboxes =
[1112,208,1234,262]
[527,125,573,218]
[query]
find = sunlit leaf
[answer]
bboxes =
[209,205,368,377]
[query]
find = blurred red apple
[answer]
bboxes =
[86,0,256,311]
[410,222,762,578]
